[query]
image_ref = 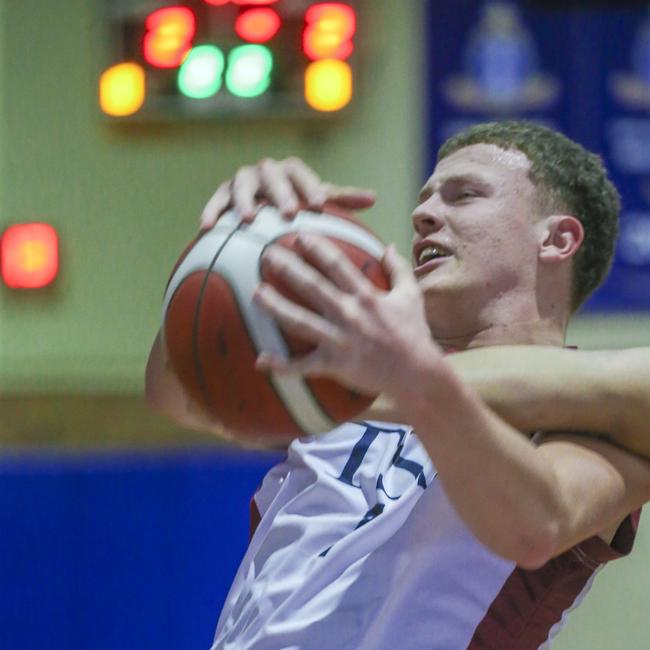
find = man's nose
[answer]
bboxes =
[412,198,445,236]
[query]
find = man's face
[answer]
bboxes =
[412,143,543,311]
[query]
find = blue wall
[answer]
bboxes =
[424,0,650,311]
[0,451,279,650]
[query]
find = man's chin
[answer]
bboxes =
[418,276,471,308]
[416,272,454,292]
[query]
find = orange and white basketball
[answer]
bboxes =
[162,205,389,445]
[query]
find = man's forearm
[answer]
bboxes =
[389,353,577,568]
[387,346,650,568]
[447,346,650,457]
[365,346,650,458]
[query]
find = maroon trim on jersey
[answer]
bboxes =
[467,511,640,650]
[573,508,640,563]
[249,496,262,543]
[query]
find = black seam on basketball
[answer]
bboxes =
[208,239,310,436]
[193,223,244,413]
[192,223,316,436]
[164,229,209,296]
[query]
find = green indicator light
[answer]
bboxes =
[178,45,225,99]
[226,45,273,98]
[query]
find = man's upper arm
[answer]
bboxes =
[145,331,181,419]
[535,432,650,555]
[145,331,231,437]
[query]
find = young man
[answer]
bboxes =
[147,121,650,649]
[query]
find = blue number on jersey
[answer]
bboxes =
[320,422,428,556]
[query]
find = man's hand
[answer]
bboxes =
[200,157,376,227]
[253,233,440,398]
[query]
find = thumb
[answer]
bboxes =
[382,244,414,288]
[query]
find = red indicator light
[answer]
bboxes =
[1,223,59,289]
[303,3,356,61]
[204,0,231,5]
[236,8,281,43]
[144,6,195,69]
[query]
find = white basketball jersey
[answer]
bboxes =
[212,421,638,650]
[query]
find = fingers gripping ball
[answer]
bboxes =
[162,205,389,445]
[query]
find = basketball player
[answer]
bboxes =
[147,121,650,648]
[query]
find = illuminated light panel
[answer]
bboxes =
[99,62,146,116]
[144,6,196,68]
[305,59,352,111]
[226,45,273,97]
[303,3,356,61]
[204,0,278,4]
[1,223,59,289]
[235,8,281,43]
[178,45,225,98]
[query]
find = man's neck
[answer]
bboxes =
[426,293,568,351]
[435,319,566,352]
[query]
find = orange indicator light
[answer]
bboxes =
[303,3,356,61]
[305,59,352,111]
[1,223,59,289]
[99,62,145,116]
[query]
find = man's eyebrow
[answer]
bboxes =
[440,173,490,187]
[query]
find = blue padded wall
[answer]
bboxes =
[0,450,279,650]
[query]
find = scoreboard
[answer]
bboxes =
[99,0,358,119]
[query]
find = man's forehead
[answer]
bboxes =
[429,143,531,184]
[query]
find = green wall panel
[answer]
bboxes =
[0,0,423,393]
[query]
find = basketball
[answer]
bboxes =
[162,204,390,445]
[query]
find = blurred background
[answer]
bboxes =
[1,0,649,648]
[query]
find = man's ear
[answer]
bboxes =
[537,215,584,263]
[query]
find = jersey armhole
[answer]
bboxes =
[574,508,641,565]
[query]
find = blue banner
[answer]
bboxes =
[425,0,650,311]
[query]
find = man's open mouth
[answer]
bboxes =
[416,245,452,265]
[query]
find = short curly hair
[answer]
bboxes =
[438,121,620,311]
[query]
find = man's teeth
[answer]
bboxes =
[418,246,450,264]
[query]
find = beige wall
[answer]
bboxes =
[0,0,423,393]
[0,1,648,647]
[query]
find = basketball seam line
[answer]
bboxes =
[193,222,245,415]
